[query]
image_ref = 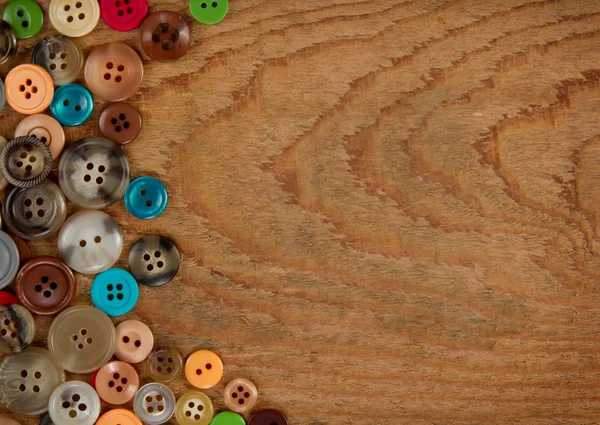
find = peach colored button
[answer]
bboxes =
[0,418,21,425]
[114,320,154,364]
[96,409,142,425]
[224,378,258,413]
[5,65,54,114]
[14,114,65,159]
[184,350,223,389]
[95,360,140,405]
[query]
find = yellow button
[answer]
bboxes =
[184,350,223,389]
[49,0,100,37]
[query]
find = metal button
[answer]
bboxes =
[32,35,83,86]
[48,381,101,425]
[0,136,52,188]
[133,383,175,425]
[174,391,214,425]
[0,304,34,353]
[128,236,179,287]
[14,114,66,159]
[98,103,141,145]
[140,11,190,61]
[146,347,183,382]
[0,231,20,290]
[48,0,100,37]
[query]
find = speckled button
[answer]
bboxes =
[115,320,153,363]
[50,84,93,126]
[0,347,65,415]
[58,137,130,209]
[32,35,83,86]
[174,391,214,425]
[100,0,148,31]
[84,42,143,101]
[248,410,287,425]
[0,304,34,353]
[95,361,139,405]
[9,234,31,265]
[140,11,190,61]
[0,291,20,306]
[223,378,257,414]
[0,136,52,188]
[124,176,168,219]
[14,115,66,159]
[99,103,141,145]
[209,412,244,425]
[133,383,175,425]
[184,350,224,390]
[2,0,43,39]
[0,21,17,66]
[128,236,179,287]
[49,0,100,37]
[5,65,54,114]
[189,0,227,24]
[147,347,183,382]
[91,269,138,317]
[48,381,101,425]
[96,409,141,425]
[0,231,20,290]
[48,305,116,374]
[0,136,8,189]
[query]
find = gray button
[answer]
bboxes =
[0,21,17,66]
[0,231,20,290]
[133,383,176,425]
[32,35,83,86]
[128,236,180,287]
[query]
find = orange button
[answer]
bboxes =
[95,360,140,405]
[5,65,54,114]
[184,350,223,389]
[96,409,142,425]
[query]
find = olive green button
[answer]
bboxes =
[189,0,228,24]
[210,412,245,425]
[2,0,43,39]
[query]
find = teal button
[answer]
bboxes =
[189,0,228,24]
[50,84,94,126]
[210,412,245,425]
[2,0,43,39]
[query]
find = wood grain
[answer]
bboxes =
[2,0,600,423]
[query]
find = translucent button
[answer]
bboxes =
[174,391,214,425]
[124,176,168,219]
[95,361,139,405]
[48,381,101,425]
[99,103,141,145]
[140,11,190,61]
[91,269,138,317]
[0,21,17,66]
[96,409,141,425]
[2,0,43,39]
[184,350,224,390]
[32,35,83,86]
[248,409,287,425]
[49,0,100,37]
[0,136,52,188]
[5,65,54,114]
[223,378,258,414]
[146,347,183,382]
[14,114,66,159]
[0,231,20,290]
[209,412,245,425]
[128,236,179,287]
[0,304,34,353]
[115,320,153,363]
[50,84,93,126]
[189,0,228,24]
[133,383,175,425]
[100,0,148,31]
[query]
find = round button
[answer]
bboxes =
[99,103,141,145]
[209,412,245,425]
[3,180,67,240]
[128,236,179,287]
[0,291,20,305]
[96,409,141,425]
[49,0,100,37]
[48,381,101,425]
[58,210,123,274]
[133,383,175,425]
[9,234,32,265]
[0,418,21,425]
[50,84,93,126]
[91,269,138,317]
[95,361,139,405]
[0,231,20,290]
[89,360,116,404]
[0,304,34,353]
[223,378,257,413]
[248,410,287,425]
[184,350,224,389]
[174,391,214,425]
[32,35,83,86]
[0,136,52,188]
[84,43,143,101]
[48,305,116,373]
[58,137,130,209]
[15,256,76,315]
[114,319,153,363]
[146,347,183,382]
[40,412,56,425]
[124,176,168,219]
[14,114,66,159]
[189,0,228,24]
[5,65,54,114]
[140,11,190,61]
[0,136,8,190]
[100,0,147,31]
[0,21,17,66]
[2,0,43,39]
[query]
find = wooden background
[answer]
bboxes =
[2,0,600,423]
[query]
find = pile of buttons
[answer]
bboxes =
[0,1,288,425]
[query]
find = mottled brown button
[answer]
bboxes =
[223,378,257,413]
[248,409,288,425]
[99,103,141,145]
[9,234,31,265]
[15,256,76,315]
[140,11,190,61]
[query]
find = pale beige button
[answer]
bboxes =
[14,114,66,159]
[223,378,258,413]
[49,0,100,38]
[114,320,154,364]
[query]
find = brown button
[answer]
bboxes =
[248,409,288,425]
[95,360,140,405]
[9,234,31,265]
[99,103,141,145]
[223,378,258,413]
[140,11,190,61]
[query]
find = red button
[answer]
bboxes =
[100,0,148,32]
[0,291,20,306]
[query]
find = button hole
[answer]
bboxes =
[67,15,73,22]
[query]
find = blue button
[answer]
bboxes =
[50,83,93,126]
[124,176,168,219]
[91,268,138,316]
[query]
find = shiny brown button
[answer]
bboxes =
[140,11,190,61]
[248,409,288,425]
[223,378,258,413]
[15,256,76,315]
[95,360,139,405]
[9,234,31,265]
[99,103,141,145]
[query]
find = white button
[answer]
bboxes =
[49,0,100,37]
[49,381,101,425]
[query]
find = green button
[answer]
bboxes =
[189,0,228,24]
[2,0,43,39]
[210,412,245,425]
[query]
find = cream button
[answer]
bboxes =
[49,0,100,37]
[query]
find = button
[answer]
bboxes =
[124,176,168,219]
[174,391,214,425]
[0,231,20,290]
[58,210,123,274]
[0,21,17,66]
[50,84,93,126]
[48,305,116,373]
[140,11,190,61]
[248,410,287,425]
[133,383,175,425]
[9,234,32,265]
[14,114,66,159]
[2,180,67,240]
[48,381,101,425]
[0,418,21,425]
[223,378,257,413]
[58,137,130,209]
[146,347,183,382]
[32,35,83,86]
[89,359,116,403]
[0,136,52,188]
[15,256,76,315]
[100,0,147,31]
[0,78,6,111]
[91,268,138,317]
[128,236,179,287]
[84,43,143,101]
[99,103,141,145]
[0,291,20,305]
[184,350,224,389]
[209,412,245,425]
[2,0,43,39]
[0,304,34,353]
[189,0,228,24]
[5,65,54,114]
[0,347,66,415]
[96,409,141,425]
[49,0,100,37]
[114,319,153,363]
[0,136,8,190]
[40,412,56,425]
[95,361,139,405]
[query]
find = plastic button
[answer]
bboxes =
[99,103,141,145]
[100,0,147,31]
[40,413,56,425]
[50,84,93,126]
[15,256,76,315]
[96,409,141,425]
[133,383,175,425]
[146,347,183,382]
[0,136,52,188]
[0,21,17,66]
[124,176,168,219]
[0,418,21,425]
[48,305,116,373]
[115,320,153,363]
[223,378,257,414]
[48,381,101,425]
[5,65,54,114]
[209,412,245,425]
[0,136,8,190]
[58,137,130,209]
[2,180,67,240]
[58,210,123,274]
[0,231,20,290]
[174,391,214,425]
[128,236,179,287]
[32,35,83,86]
[9,234,32,265]
[184,350,224,389]
[140,11,190,61]
[0,77,6,111]
[95,361,139,405]
[0,347,65,415]
[0,304,34,353]
[89,359,116,403]
[14,114,66,159]
[49,0,100,37]
[0,291,20,305]
[189,0,228,24]
[2,0,43,39]
[91,269,138,317]
[248,410,287,425]
[84,43,143,101]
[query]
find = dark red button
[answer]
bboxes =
[248,409,288,425]
[0,291,20,306]
[9,234,31,265]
